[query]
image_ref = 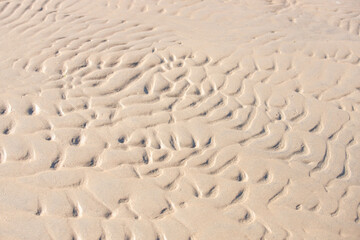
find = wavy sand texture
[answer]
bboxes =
[0,0,360,239]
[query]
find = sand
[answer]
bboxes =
[0,0,359,239]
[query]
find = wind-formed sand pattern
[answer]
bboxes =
[0,0,360,239]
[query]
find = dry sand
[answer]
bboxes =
[0,0,360,239]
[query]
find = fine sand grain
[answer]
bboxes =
[0,0,360,239]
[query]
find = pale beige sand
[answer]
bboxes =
[0,0,360,239]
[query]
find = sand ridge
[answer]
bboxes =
[0,0,360,239]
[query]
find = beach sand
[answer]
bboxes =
[0,0,360,239]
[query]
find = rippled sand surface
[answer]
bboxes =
[0,0,360,239]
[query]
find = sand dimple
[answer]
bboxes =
[0,0,360,239]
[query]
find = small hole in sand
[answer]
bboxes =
[140,138,146,146]
[72,207,79,217]
[104,211,112,219]
[142,152,149,164]
[27,106,36,115]
[87,157,97,167]
[118,137,125,143]
[0,107,7,115]
[118,197,128,204]
[236,172,244,182]
[3,128,10,135]
[35,208,42,216]
[71,136,81,145]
